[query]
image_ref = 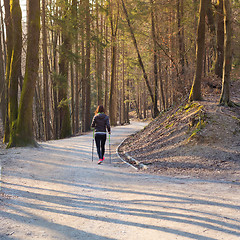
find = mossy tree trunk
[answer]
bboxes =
[219,0,232,106]
[189,0,207,101]
[8,0,22,134]
[3,0,22,143]
[8,0,40,148]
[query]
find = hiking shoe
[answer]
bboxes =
[98,159,103,164]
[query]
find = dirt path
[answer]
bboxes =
[0,122,240,240]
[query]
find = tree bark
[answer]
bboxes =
[109,34,118,125]
[84,0,91,131]
[121,34,125,124]
[42,0,50,140]
[72,0,79,133]
[104,23,109,113]
[219,0,232,106]
[150,0,158,118]
[6,0,22,144]
[58,1,72,139]
[154,8,166,110]
[206,0,216,71]
[79,0,86,132]
[52,22,59,139]
[0,4,6,65]
[0,10,5,126]
[3,0,13,143]
[109,0,119,126]
[177,0,185,76]
[189,0,207,101]
[96,0,103,106]
[214,0,224,78]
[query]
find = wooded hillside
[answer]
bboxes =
[0,0,239,147]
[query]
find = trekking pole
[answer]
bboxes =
[92,129,94,162]
[109,133,111,164]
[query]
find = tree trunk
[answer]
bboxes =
[81,36,86,132]
[58,1,71,139]
[189,0,207,101]
[121,35,125,124]
[8,0,40,147]
[150,0,158,118]
[0,12,5,126]
[70,61,75,134]
[7,0,22,142]
[0,4,6,66]
[177,0,185,76]
[96,0,103,106]
[125,75,130,123]
[169,9,174,105]
[154,9,165,110]
[73,0,79,133]
[219,0,232,106]
[104,23,109,112]
[214,0,224,78]
[42,0,50,140]
[80,0,86,132]
[35,81,44,140]
[3,0,13,143]
[52,26,59,139]
[109,0,119,126]
[84,0,91,131]
[206,0,216,71]
[158,55,166,111]
[109,34,118,125]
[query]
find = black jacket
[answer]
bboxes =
[91,113,111,133]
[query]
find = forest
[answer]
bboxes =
[0,0,239,147]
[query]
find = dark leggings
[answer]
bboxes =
[95,134,106,159]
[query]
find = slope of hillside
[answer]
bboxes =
[119,80,240,181]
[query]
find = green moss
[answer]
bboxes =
[184,102,198,111]
[231,116,240,122]
[165,123,174,129]
[186,109,207,143]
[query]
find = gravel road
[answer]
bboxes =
[0,122,240,240]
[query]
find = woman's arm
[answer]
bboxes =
[106,117,111,133]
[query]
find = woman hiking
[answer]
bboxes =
[91,105,111,164]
